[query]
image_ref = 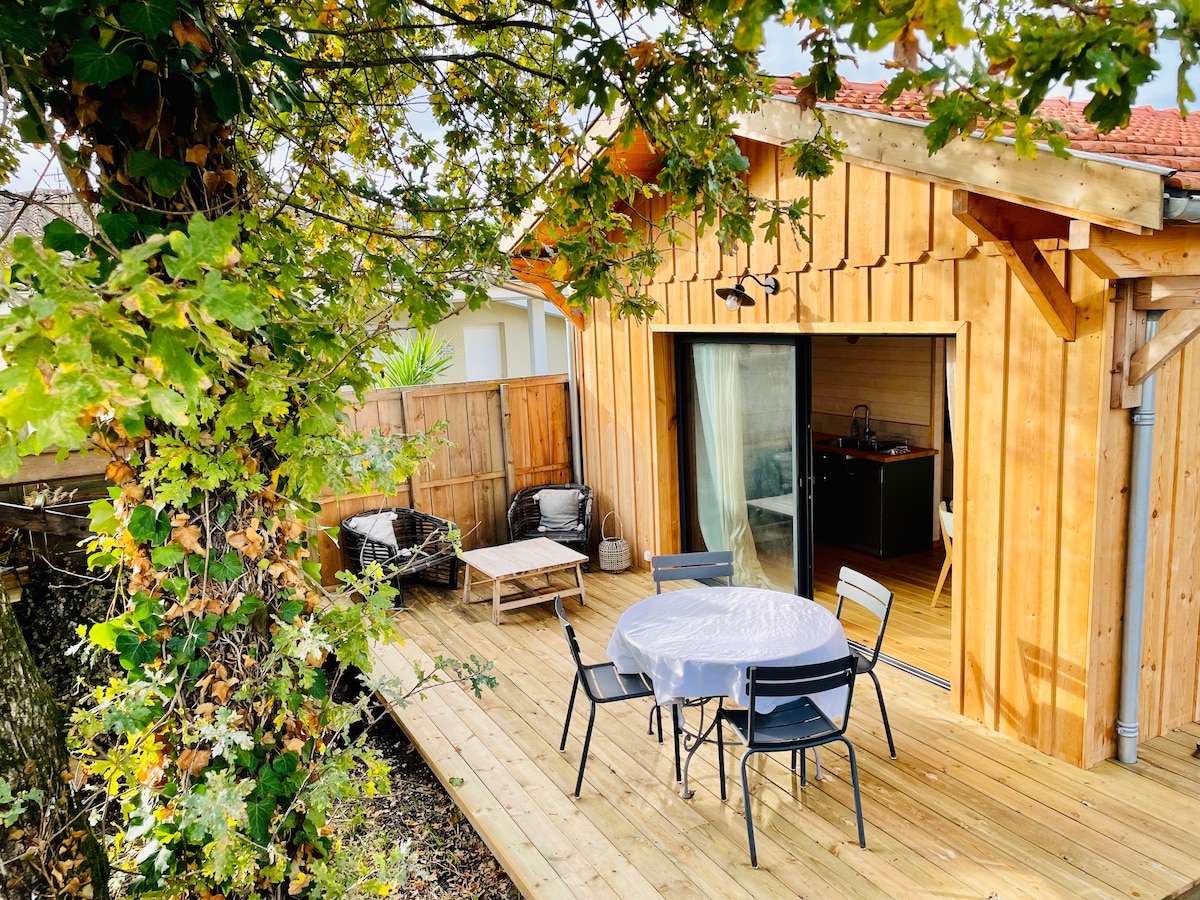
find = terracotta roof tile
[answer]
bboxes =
[771,78,1200,190]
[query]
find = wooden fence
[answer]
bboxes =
[316,374,574,584]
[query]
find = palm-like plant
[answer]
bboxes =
[376,331,455,387]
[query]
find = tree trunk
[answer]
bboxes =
[0,598,107,900]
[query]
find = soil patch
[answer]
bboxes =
[354,705,523,900]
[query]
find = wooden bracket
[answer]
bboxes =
[1129,309,1200,385]
[1110,281,1145,409]
[952,191,1076,341]
[510,257,588,329]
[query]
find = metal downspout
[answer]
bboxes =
[566,323,583,485]
[1116,310,1163,764]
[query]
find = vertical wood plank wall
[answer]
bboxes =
[317,376,572,583]
[571,145,1200,766]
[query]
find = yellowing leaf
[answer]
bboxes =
[172,524,207,557]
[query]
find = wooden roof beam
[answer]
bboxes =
[1071,221,1200,279]
[953,190,1077,341]
[1133,275,1200,310]
[510,257,588,329]
[1129,309,1200,385]
[736,102,1164,233]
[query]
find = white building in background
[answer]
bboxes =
[415,285,570,384]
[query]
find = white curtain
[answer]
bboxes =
[692,345,770,588]
[945,337,957,447]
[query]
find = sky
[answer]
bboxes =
[5,23,1190,192]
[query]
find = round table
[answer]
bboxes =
[606,586,849,796]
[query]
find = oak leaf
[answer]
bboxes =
[172,18,213,53]
[106,459,135,484]
[177,748,211,775]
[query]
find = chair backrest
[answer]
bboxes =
[651,551,734,593]
[744,656,857,745]
[554,595,596,699]
[835,566,895,664]
[509,483,593,540]
[938,501,954,545]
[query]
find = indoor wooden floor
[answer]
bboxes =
[812,542,952,683]
[374,569,1200,900]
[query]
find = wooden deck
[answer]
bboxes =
[372,568,1200,900]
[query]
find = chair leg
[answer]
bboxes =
[574,703,598,798]
[868,668,897,759]
[717,717,727,802]
[740,751,759,868]
[931,555,951,607]
[646,703,664,742]
[559,676,579,752]
[799,748,807,786]
[842,738,866,848]
[672,704,682,784]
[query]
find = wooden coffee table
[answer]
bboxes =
[460,537,588,625]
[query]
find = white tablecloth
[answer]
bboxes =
[606,586,849,714]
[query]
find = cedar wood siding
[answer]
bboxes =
[571,141,1200,767]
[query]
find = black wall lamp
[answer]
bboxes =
[716,273,780,310]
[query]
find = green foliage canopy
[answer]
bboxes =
[0,1,1196,897]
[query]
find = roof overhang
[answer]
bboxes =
[735,97,1168,235]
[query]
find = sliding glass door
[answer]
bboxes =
[677,337,812,597]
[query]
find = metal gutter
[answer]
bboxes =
[1116,310,1163,765]
[1163,191,1200,222]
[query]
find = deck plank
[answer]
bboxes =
[373,568,1200,900]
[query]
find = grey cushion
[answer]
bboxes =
[537,489,583,532]
[352,512,398,547]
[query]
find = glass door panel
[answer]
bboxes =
[679,341,805,594]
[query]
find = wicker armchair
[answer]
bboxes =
[507,483,593,559]
[341,508,460,606]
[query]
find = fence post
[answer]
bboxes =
[401,389,423,511]
[499,383,515,503]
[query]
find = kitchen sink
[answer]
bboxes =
[820,437,910,453]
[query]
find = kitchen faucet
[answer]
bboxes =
[851,404,873,441]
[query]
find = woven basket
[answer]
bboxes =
[598,512,631,572]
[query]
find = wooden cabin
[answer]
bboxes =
[514,81,1200,768]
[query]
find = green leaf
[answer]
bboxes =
[97,211,139,243]
[89,498,119,535]
[162,576,190,599]
[202,281,265,330]
[208,71,244,122]
[127,150,190,197]
[120,0,177,36]
[68,38,134,86]
[151,543,186,567]
[148,328,205,400]
[278,599,304,623]
[164,216,240,281]
[247,797,275,843]
[128,505,170,545]
[89,621,120,652]
[42,219,89,254]
[208,551,243,583]
[147,386,190,425]
[14,115,47,143]
[257,766,285,797]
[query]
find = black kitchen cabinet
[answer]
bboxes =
[813,448,935,558]
[812,451,846,544]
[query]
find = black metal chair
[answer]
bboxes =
[555,596,669,798]
[508,484,593,559]
[340,508,460,606]
[650,551,734,593]
[834,566,897,758]
[717,656,866,866]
